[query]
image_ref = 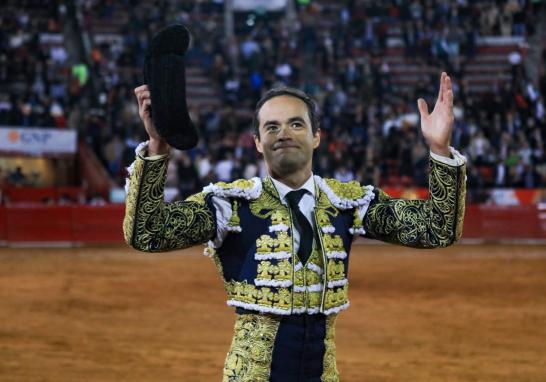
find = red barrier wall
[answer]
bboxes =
[71,205,125,242]
[0,205,6,243]
[4,187,84,203]
[0,204,544,245]
[6,205,73,242]
[0,204,124,244]
[462,205,545,240]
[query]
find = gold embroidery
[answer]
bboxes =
[295,250,323,286]
[224,177,355,315]
[257,287,274,306]
[294,269,322,286]
[351,208,364,231]
[322,314,339,382]
[326,259,346,281]
[454,162,466,242]
[186,192,206,204]
[293,290,304,308]
[223,314,281,382]
[324,178,365,200]
[256,259,293,282]
[271,210,290,226]
[277,260,291,279]
[257,261,273,280]
[308,291,322,307]
[212,252,225,279]
[276,288,292,309]
[322,234,344,252]
[228,199,241,228]
[275,231,292,252]
[226,281,278,309]
[255,232,292,255]
[123,158,144,244]
[249,178,285,219]
[216,178,257,191]
[256,235,276,254]
[315,187,339,226]
[364,157,466,248]
[325,284,349,308]
[123,156,215,251]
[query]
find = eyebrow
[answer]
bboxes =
[263,117,306,126]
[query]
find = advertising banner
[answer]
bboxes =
[233,0,286,11]
[0,127,77,155]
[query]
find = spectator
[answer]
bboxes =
[8,166,27,186]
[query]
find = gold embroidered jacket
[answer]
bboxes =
[124,147,466,315]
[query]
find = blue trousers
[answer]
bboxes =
[222,309,338,382]
[269,313,326,381]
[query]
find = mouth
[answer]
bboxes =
[273,143,299,151]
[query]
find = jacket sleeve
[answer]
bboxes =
[123,147,216,252]
[363,149,466,248]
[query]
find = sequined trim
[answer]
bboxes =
[254,252,292,261]
[315,176,375,210]
[204,177,262,200]
[321,225,336,233]
[224,280,336,315]
[327,279,348,288]
[307,263,323,275]
[326,251,347,260]
[323,302,350,315]
[293,283,323,292]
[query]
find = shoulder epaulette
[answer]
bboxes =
[314,176,375,210]
[203,177,262,200]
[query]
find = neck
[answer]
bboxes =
[269,167,312,189]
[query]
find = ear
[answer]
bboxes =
[312,128,321,149]
[254,134,263,154]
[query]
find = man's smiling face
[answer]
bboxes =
[254,95,320,178]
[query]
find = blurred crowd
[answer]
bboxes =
[1,0,545,200]
[0,1,85,129]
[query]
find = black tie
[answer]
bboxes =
[285,190,313,264]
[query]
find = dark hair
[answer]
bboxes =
[252,87,320,138]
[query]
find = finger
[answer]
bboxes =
[417,98,429,118]
[134,88,144,105]
[137,90,150,101]
[444,75,452,104]
[446,89,453,108]
[134,84,148,93]
[136,91,151,105]
[437,72,445,103]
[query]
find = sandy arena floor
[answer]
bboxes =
[0,244,545,382]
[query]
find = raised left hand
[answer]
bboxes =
[417,72,454,157]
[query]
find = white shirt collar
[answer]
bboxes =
[270,174,315,204]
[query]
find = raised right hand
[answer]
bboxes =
[134,84,170,155]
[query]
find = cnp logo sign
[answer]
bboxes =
[6,129,53,144]
[0,127,77,154]
[7,130,20,143]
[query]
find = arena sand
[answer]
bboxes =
[0,244,545,381]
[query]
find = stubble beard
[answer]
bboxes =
[267,151,310,178]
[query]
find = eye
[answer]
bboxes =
[265,124,279,133]
[291,122,304,129]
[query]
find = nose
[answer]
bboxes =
[277,124,291,139]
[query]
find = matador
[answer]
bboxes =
[125,73,466,381]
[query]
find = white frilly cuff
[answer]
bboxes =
[430,146,466,167]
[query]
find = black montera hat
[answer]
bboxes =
[143,24,198,150]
